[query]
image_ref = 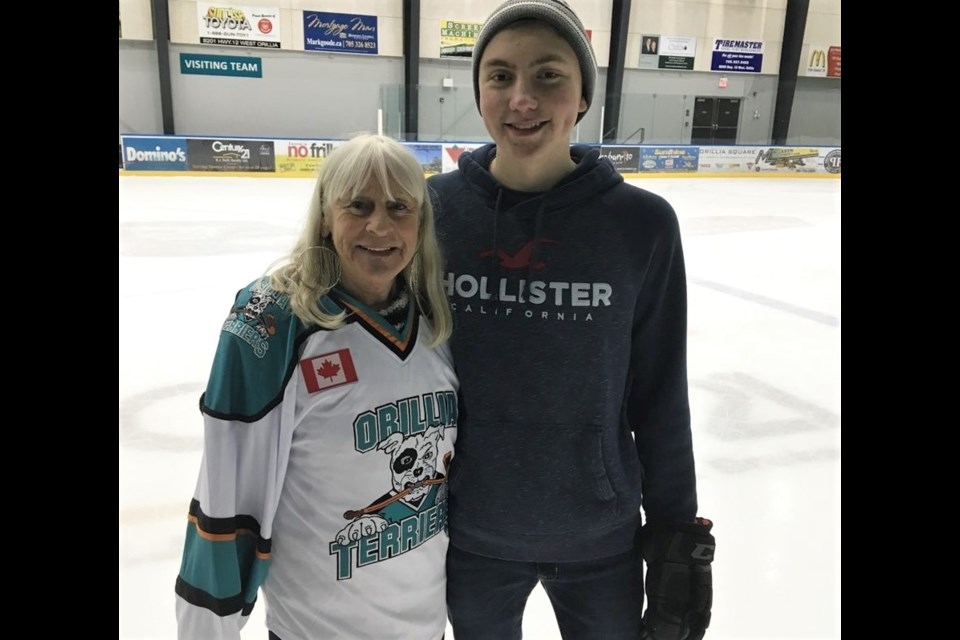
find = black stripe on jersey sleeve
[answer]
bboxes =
[189,499,272,554]
[175,575,256,617]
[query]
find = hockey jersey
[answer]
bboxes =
[175,280,458,640]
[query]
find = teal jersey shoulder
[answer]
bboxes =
[202,279,315,419]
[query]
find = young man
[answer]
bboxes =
[428,1,715,639]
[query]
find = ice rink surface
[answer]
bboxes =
[119,174,841,639]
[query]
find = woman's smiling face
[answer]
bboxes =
[324,178,419,307]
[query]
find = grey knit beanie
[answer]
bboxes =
[472,0,598,123]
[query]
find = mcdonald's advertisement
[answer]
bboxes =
[805,45,840,78]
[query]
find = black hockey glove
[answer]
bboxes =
[639,517,715,640]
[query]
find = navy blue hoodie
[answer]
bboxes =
[429,144,697,562]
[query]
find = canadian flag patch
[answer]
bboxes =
[299,348,358,393]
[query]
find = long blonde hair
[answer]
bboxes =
[268,134,452,345]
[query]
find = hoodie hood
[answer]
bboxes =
[457,143,623,213]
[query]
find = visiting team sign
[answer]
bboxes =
[180,53,262,78]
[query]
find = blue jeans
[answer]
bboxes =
[446,542,644,640]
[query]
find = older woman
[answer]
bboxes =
[176,134,457,640]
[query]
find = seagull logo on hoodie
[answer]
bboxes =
[479,238,560,270]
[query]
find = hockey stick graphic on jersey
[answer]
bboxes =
[342,451,452,520]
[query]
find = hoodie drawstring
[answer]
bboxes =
[490,188,504,309]
[526,199,549,300]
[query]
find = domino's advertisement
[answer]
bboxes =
[122,137,188,171]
